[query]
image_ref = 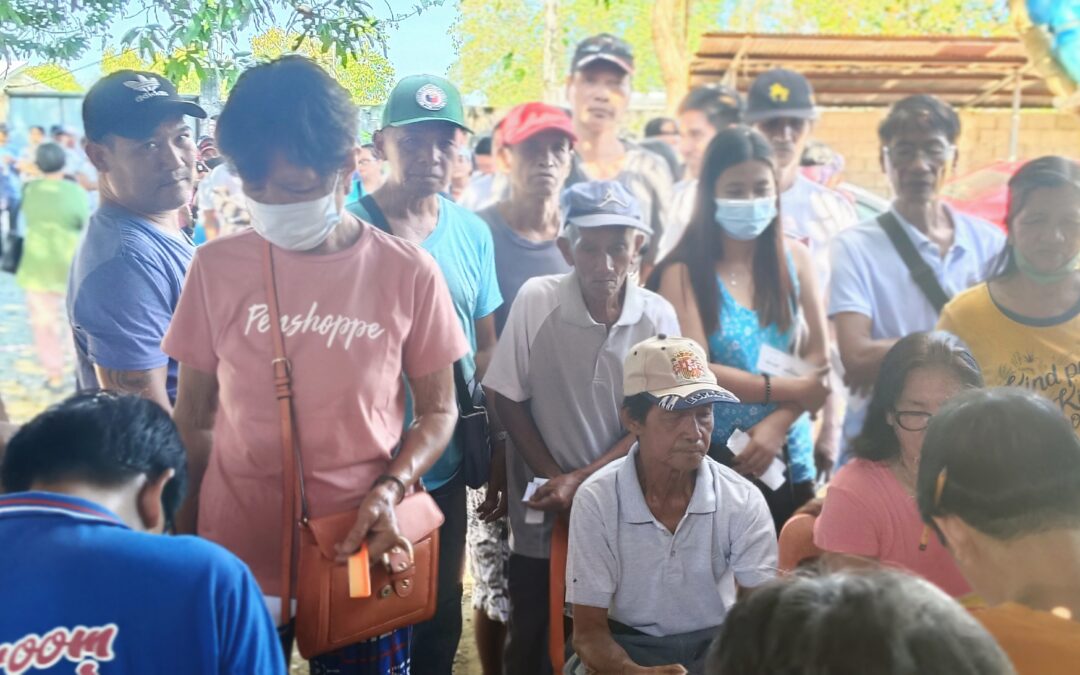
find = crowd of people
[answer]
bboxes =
[0,28,1078,675]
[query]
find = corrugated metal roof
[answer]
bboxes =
[690,33,1052,108]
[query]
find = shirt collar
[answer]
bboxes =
[0,491,128,528]
[557,270,646,328]
[98,200,195,247]
[889,203,972,254]
[617,443,717,525]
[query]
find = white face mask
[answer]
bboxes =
[247,175,341,251]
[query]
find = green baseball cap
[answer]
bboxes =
[381,74,471,132]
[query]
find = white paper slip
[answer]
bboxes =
[727,429,787,491]
[523,477,550,525]
[756,344,817,378]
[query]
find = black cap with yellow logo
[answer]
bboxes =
[745,68,817,123]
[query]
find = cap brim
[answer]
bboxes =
[574,54,634,75]
[646,384,740,411]
[386,116,473,134]
[172,100,208,120]
[566,213,650,233]
[745,108,818,123]
[106,99,208,141]
[504,123,577,146]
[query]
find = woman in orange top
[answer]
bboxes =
[917,387,1080,675]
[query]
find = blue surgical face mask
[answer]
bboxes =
[713,197,778,241]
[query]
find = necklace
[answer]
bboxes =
[725,265,749,288]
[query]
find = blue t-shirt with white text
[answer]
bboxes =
[0,492,284,675]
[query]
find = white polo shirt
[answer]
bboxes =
[829,205,1005,457]
[566,445,778,636]
[483,271,680,558]
[780,173,858,286]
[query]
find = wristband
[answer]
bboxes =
[373,474,406,503]
[763,373,772,406]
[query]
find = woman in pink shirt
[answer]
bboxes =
[164,57,468,673]
[814,331,983,597]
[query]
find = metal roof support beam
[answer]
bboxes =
[964,63,1034,108]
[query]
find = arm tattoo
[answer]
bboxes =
[97,368,154,396]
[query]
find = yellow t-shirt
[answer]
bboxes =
[972,602,1080,675]
[937,283,1080,437]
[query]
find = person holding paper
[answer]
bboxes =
[649,126,830,533]
[814,331,982,597]
[483,180,679,675]
[565,335,777,675]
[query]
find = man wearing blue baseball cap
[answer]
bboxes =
[347,74,502,675]
[483,180,680,675]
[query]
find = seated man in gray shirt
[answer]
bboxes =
[566,335,778,675]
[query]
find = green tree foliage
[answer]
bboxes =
[764,0,1010,35]
[450,0,1010,105]
[249,28,394,105]
[100,48,202,95]
[20,64,82,92]
[1,0,441,89]
[451,0,709,106]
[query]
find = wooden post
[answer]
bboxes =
[542,0,560,104]
[1009,69,1022,161]
[652,0,692,114]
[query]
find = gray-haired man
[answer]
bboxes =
[483,180,680,675]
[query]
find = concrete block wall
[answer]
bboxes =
[813,108,1080,197]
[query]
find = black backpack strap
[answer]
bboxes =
[877,211,951,313]
[359,194,392,235]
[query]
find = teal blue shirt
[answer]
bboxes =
[345,175,365,206]
[348,194,502,490]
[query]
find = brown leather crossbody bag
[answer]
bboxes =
[261,240,443,659]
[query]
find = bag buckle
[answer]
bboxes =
[380,535,415,573]
[271,357,292,375]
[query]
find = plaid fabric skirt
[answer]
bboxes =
[280,623,412,674]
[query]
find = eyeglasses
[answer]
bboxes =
[919,468,948,551]
[893,410,933,432]
[884,143,955,166]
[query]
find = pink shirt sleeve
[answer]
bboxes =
[402,256,469,379]
[162,252,219,374]
[814,479,881,559]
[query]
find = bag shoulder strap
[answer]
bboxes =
[877,211,951,313]
[261,240,308,627]
[359,194,393,235]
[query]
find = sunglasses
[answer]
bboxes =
[919,468,948,551]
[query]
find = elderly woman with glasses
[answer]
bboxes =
[814,331,983,597]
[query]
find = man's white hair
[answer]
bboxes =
[559,222,582,246]
[558,222,650,249]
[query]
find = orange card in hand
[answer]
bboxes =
[348,545,371,598]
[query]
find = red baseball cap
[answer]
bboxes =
[499,102,577,147]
